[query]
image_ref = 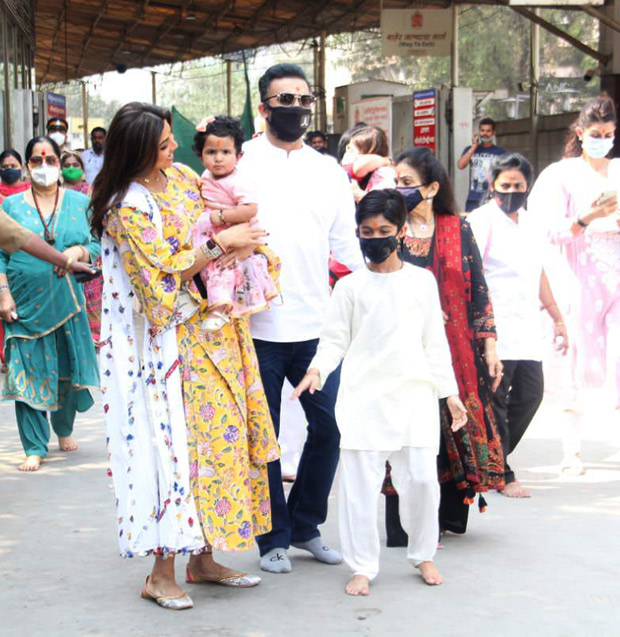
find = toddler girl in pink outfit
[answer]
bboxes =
[192,115,279,330]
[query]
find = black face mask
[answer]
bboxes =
[266,105,312,142]
[494,191,528,215]
[0,168,21,184]
[397,186,424,212]
[359,235,399,264]
[92,142,104,154]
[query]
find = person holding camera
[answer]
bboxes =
[457,118,505,212]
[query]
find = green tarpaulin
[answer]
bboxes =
[172,57,255,172]
[171,106,204,174]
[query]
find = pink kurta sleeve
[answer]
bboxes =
[528,161,576,246]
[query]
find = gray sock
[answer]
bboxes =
[292,537,343,565]
[260,548,292,573]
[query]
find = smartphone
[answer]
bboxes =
[599,190,617,204]
[74,267,103,283]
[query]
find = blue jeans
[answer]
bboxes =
[253,338,341,555]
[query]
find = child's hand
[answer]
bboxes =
[446,396,468,432]
[291,369,321,399]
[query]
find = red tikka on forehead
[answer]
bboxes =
[372,222,379,228]
[216,139,222,147]
[41,150,46,156]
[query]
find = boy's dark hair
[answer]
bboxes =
[396,147,458,216]
[490,152,533,189]
[91,126,107,136]
[479,117,496,130]
[193,115,246,156]
[350,126,389,158]
[355,189,407,230]
[258,63,308,102]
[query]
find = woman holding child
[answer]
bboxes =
[90,102,280,610]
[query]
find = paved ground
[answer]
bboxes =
[1,370,620,637]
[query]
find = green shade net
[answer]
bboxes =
[171,106,203,174]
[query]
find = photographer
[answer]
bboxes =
[457,118,505,212]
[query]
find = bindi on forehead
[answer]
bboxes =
[41,150,46,156]
[216,139,222,147]
[372,222,379,228]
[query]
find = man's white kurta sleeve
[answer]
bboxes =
[328,169,365,271]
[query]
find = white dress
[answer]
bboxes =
[310,263,458,452]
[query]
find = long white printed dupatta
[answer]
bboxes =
[100,182,204,557]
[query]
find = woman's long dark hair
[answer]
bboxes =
[395,147,458,216]
[90,102,171,237]
[564,93,617,158]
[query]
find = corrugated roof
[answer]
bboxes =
[35,0,422,83]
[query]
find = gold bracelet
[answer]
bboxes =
[65,256,74,270]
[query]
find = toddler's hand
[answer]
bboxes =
[446,395,468,432]
[291,370,321,398]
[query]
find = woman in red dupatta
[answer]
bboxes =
[382,147,505,539]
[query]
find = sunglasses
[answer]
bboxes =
[265,92,316,108]
[29,156,59,167]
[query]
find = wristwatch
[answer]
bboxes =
[201,238,225,260]
[576,217,588,228]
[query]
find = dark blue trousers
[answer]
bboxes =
[253,338,341,556]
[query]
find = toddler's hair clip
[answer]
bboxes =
[196,116,216,132]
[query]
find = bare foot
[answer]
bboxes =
[417,561,443,586]
[499,481,531,498]
[187,552,245,581]
[58,436,78,452]
[18,455,42,472]
[345,574,370,596]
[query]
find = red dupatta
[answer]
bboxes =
[431,214,503,495]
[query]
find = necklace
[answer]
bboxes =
[32,187,60,244]
[407,216,435,235]
[141,170,164,185]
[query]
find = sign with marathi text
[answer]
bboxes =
[381,9,452,57]
[45,92,66,119]
[350,96,392,151]
[413,89,437,154]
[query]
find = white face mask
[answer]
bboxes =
[48,131,66,147]
[582,135,614,159]
[31,164,60,187]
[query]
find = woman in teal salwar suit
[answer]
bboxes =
[0,136,100,471]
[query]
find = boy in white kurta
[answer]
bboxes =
[294,189,467,595]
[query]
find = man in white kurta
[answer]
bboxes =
[309,261,459,582]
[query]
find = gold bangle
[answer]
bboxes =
[65,256,74,270]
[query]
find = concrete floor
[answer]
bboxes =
[1,374,620,637]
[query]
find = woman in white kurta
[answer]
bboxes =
[469,153,567,496]
[528,95,620,462]
[294,189,466,596]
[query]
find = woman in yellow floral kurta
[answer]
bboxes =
[94,103,279,610]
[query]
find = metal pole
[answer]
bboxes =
[82,82,89,149]
[2,18,11,148]
[319,30,327,132]
[451,3,459,87]
[313,40,319,129]
[226,60,232,116]
[151,71,157,105]
[530,9,540,175]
